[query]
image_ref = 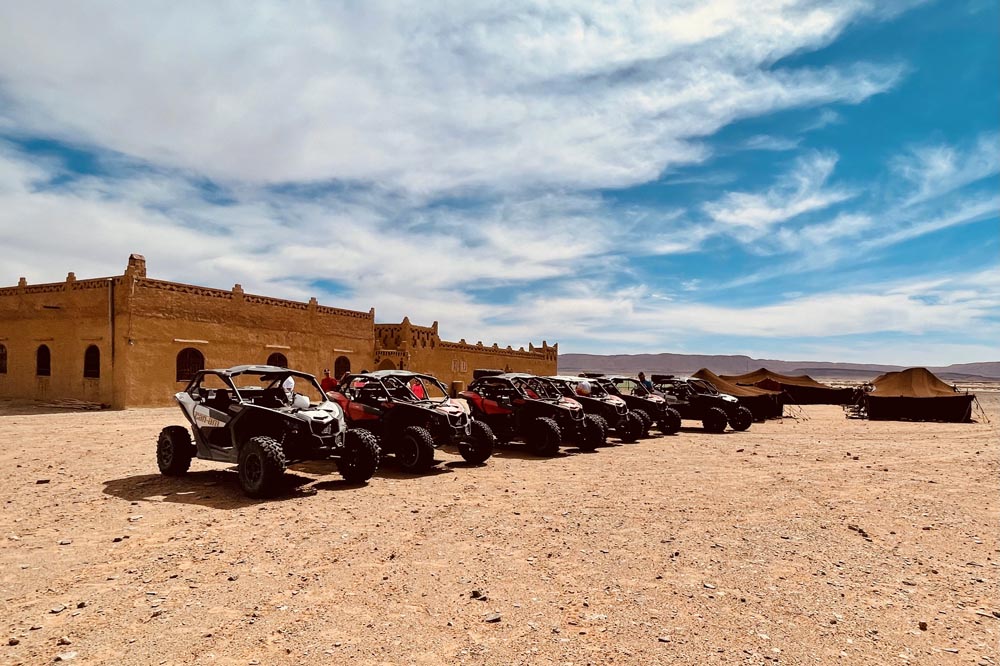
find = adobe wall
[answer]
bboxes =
[120,277,375,407]
[374,318,558,390]
[0,274,121,406]
[1,255,559,408]
[415,339,558,388]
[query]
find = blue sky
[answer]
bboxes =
[0,1,996,365]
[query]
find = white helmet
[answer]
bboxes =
[576,380,591,396]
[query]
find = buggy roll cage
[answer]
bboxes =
[183,365,328,404]
[340,370,453,405]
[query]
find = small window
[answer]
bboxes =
[334,355,351,379]
[0,344,6,374]
[266,352,288,368]
[36,345,51,377]
[176,347,205,382]
[83,345,100,378]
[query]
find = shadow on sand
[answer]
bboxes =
[677,426,730,435]
[103,465,367,509]
[488,444,585,460]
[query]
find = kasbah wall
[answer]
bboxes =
[0,255,558,408]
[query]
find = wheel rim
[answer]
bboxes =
[158,441,172,467]
[398,437,419,468]
[243,453,263,486]
[341,449,356,472]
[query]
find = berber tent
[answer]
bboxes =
[719,368,855,405]
[863,367,974,422]
[691,368,784,420]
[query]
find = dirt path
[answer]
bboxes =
[1,397,997,665]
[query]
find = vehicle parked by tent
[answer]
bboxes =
[545,375,645,443]
[858,367,975,422]
[719,368,854,405]
[651,375,753,433]
[460,372,604,455]
[691,368,784,421]
[578,373,682,435]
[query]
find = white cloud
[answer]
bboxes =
[702,150,854,237]
[861,194,1000,250]
[773,212,872,253]
[742,135,802,151]
[0,1,903,195]
[495,267,1000,360]
[1,0,992,366]
[892,132,1000,206]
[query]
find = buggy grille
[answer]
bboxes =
[311,419,340,436]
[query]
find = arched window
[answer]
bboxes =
[83,345,101,378]
[36,345,51,377]
[334,355,351,379]
[0,344,6,374]
[377,358,396,370]
[176,347,205,382]
[266,352,288,368]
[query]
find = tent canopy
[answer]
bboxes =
[692,368,784,420]
[692,368,781,398]
[863,367,973,422]
[719,367,854,405]
[719,368,834,389]
[870,367,960,397]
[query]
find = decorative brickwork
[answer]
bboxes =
[0,256,558,406]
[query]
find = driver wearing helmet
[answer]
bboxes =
[576,380,592,397]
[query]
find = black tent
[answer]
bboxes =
[691,368,784,420]
[863,367,974,422]
[719,368,855,405]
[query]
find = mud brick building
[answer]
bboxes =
[0,255,557,408]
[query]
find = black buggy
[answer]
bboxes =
[545,375,645,443]
[157,365,380,498]
[328,370,495,471]
[459,372,603,455]
[580,374,682,435]
[651,375,754,433]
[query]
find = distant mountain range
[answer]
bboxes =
[558,353,1000,382]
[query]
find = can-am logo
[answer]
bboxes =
[194,408,224,428]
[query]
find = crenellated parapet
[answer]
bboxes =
[437,338,556,360]
[0,255,556,406]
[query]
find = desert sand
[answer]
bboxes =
[1,395,997,665]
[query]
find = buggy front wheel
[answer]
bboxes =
[703,407,728,434]
[397,426,436,472]
[459,420,495,465]
[526,417,561,456]
[238,436,286,498]
[157,426,194,476]
[728,406,753,432]
[339,429,381,483]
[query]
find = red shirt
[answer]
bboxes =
[321,377,337,392]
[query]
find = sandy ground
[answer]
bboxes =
[1,395,997,666]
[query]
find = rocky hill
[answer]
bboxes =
[557,353,1000,382]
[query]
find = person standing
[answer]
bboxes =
[320,368,337,392]
[638,372,654,391]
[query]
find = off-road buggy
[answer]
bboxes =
[459,372,603,455]
[651,374,753,433]
[579,373,682,435]
[157,365,380,498]
[545,375,644,443]
[328,370,494,471]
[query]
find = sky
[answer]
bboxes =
[0,1,997,366]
